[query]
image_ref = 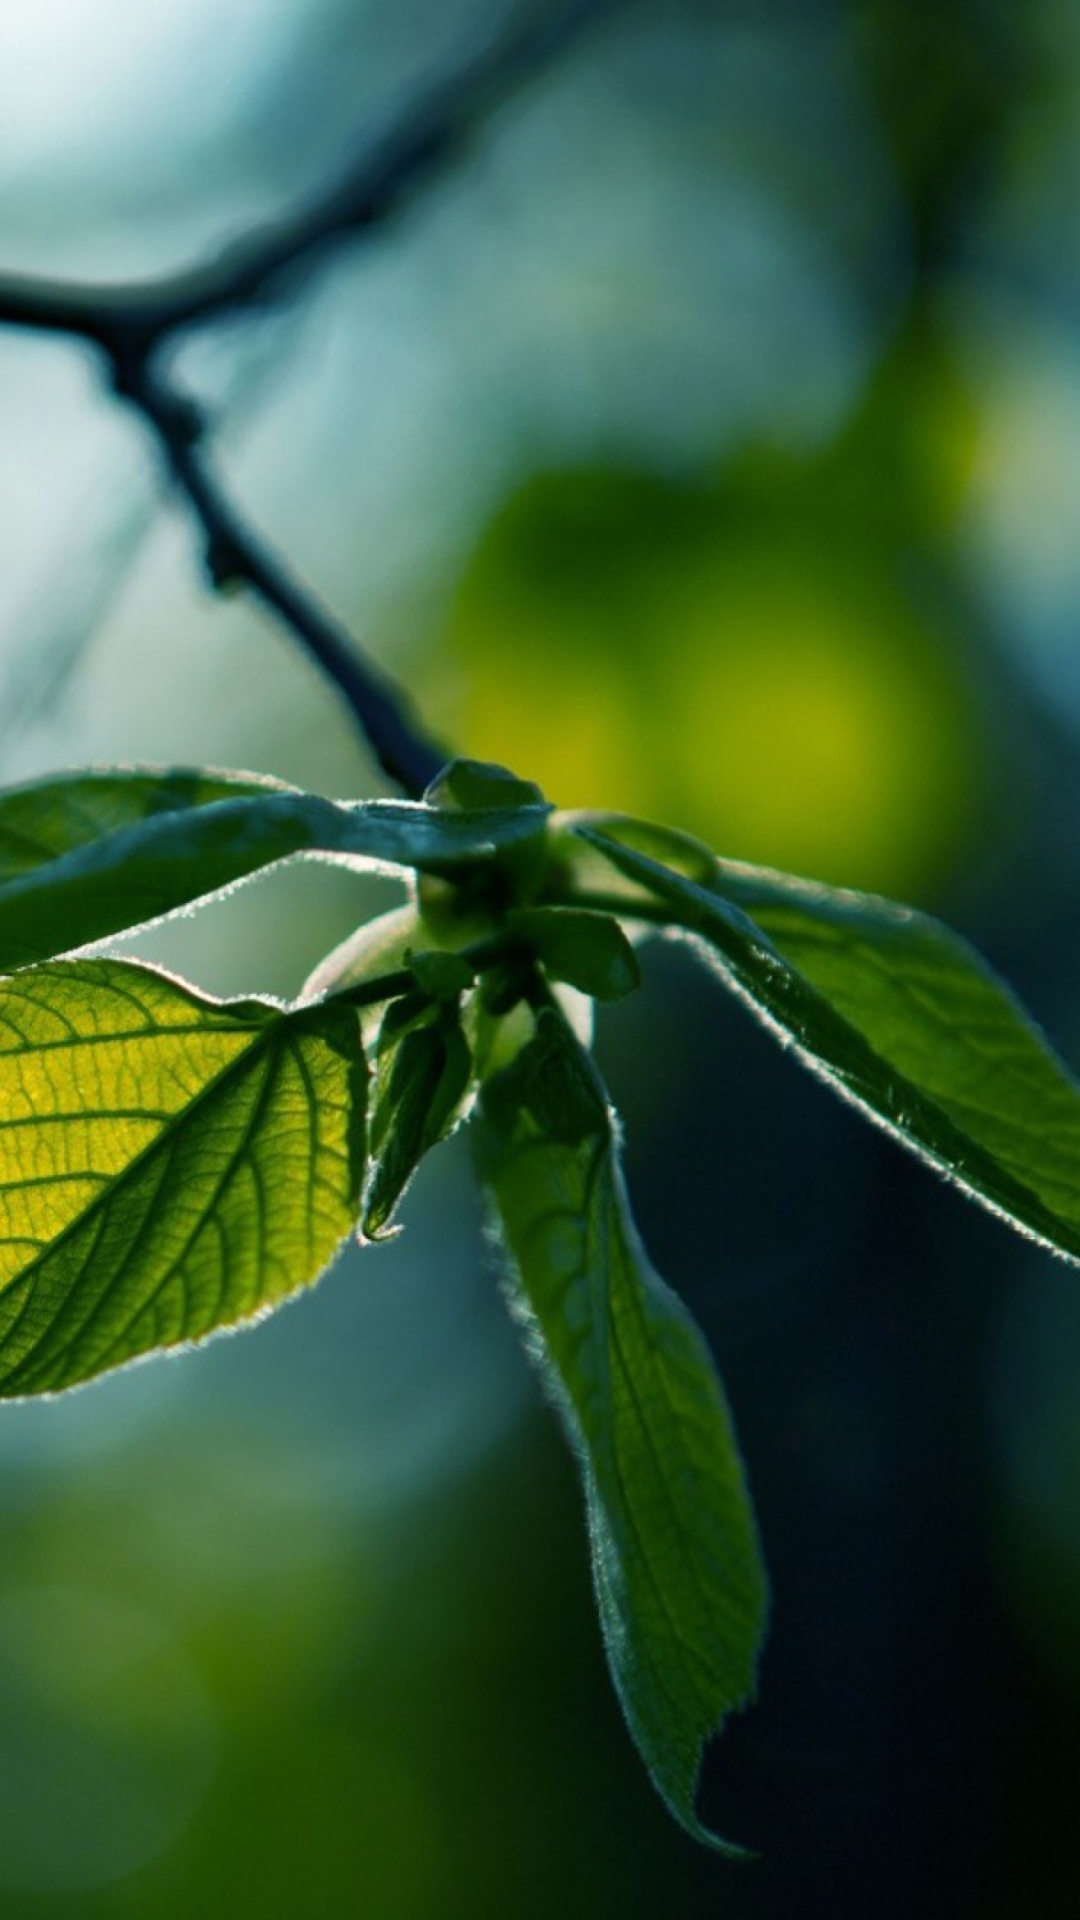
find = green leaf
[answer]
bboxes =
[0,957,365,1396]
[407,948,476,1002]
[564,815,1080,1266]
[0,767,269,876]
[303,906,419,1001]
[0,766,552,970]
[512,905,641,1001]
[374,990,437,1055]
[478,1006,767,1850]
[363,1009,474,1237]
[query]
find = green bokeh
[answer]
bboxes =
[440,445,983,897]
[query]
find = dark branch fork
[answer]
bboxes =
[0,0,619,795]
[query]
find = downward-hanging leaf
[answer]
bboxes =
[478,1005,766,1850]
[0,957,366,1397]
[561,814,1080,1266]
[0,766,551,970]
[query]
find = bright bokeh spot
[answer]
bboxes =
[664,547,977,892]
[442,468,981,897]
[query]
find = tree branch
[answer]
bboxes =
[0,0,621,794]
[0,0,619,350]
[119,362,449,795]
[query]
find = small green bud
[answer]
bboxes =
[425,758,546,813]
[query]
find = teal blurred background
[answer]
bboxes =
[3,0,1080,1912]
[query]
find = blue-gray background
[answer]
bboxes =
[1,1,1079,1912]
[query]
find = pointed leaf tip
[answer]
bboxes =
[479,1007,766,1849]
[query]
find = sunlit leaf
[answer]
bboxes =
[0,958,365,1396]
[563,815,1080,1265]
[0,766,552,969]
[478,1005,766,1850]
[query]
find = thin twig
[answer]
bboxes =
[0,0,622,794]
[122,361,450,795]
[0,0,618,351]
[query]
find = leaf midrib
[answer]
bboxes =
[590,1139,740,1700]
[47,1037,282,1388]
[0,1006,289,1311]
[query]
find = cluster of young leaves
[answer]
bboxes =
[2,753,1080,1848]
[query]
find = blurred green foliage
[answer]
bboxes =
[441,426,982,895]
[4,0,1080,1914]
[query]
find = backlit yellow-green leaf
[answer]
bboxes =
[0,958,366,1396]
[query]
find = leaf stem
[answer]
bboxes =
[336,967,418,1011]
[333,927,532,1013]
